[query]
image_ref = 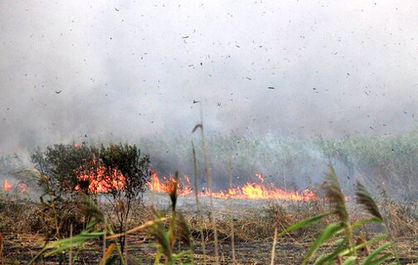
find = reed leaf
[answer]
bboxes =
[44,231,104,256]
[352,217,383,229]
[150,222,172,262]
[177,212,193,249]
[342,256,357,265]
[362,242,391,265]
[337,234,386,258]
[278,212,333,237]
[80,194,105,223]
[312,240,346,265]
[301,222,344,265]
[371,253,392,265]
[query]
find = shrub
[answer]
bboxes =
[31,143,151,256]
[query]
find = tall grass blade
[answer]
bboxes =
[314,234,387,265]
[352,217,383,229]
[338,234,386,257]
[342,256,357,265]
[356,182,400,264]
[193,106,220,265]
[371,253,392,265]
[177,212,193,249]
[312,243,346,265]
[277,212,333,237]
[362,242,391,265]
[191,141,207,264]
[150,223,172,262]
[301,222,344,265]
[228,155,237,265]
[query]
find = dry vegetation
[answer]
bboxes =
[1,133,418,264]
[0,186,417,264]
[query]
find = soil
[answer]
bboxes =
[2,232,417,264]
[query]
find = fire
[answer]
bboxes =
[2,179,12,192]
[147,172,317,201]
[75,164,125,194]
[1,179,29,194]
[148,171,192,195]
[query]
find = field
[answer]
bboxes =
[0,134,418,264]
[1,194,417,264]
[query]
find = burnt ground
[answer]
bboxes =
[2,232,417,264]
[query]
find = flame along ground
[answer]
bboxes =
[147,171,317,201]
[2,179,12,192]
[1,170,317,201]
[1,179,27,193]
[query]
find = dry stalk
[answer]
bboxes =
[124,228,128,263]
[192,141,207,265]
[270,227,278,265]
[228,155,237,265]
[192,105,220,265]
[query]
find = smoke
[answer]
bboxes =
[1,0,417,153]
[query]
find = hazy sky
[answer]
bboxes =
[1,0,418,152]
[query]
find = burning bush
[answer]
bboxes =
[31,143,151,256]
[31,143,100,198]
[31,143,150,197]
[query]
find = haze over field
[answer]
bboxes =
[1,0,418,153]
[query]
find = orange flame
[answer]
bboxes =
[75,165,125,194]
[148,171,193,195]
[2,179,12,192]
[147,172,317,201]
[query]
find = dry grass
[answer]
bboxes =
[0,192,417,264]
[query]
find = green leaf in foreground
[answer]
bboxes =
[351,217,383,229]
[277,211,333,237]
[44,231,104,256]
[313,234,387,265]
[371,253,392,265]
[343,256,357,265]
[362,242,391,265]
[301,222,344,265]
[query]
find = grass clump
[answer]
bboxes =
[275,163,400,265]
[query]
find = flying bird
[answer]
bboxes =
[267,86,275,90]
[114,8,120,11]
[55,90,62,94]
[193,100,200,104]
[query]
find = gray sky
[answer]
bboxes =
[1,0,418,152]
